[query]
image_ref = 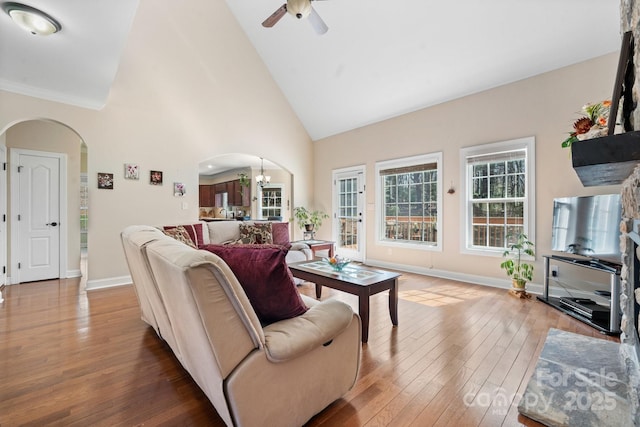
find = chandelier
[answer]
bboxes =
[255,157,271,188]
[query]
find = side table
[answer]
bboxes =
[293,239,335,258]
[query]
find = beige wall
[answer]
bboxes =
[5,120,82,277]
[314,53,621,288]
[0,0,623,291]
[0,0,313,288]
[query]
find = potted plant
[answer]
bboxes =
[293,206,329,232]
[561,100,612,148]
[237,172,251,189]
[500,233,535,293]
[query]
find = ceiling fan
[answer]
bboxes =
[262,0,329,35]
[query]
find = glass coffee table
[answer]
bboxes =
[288,260,400,343]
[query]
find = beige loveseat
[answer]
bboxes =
[121,225,361,427]
[201,220,312,264]
[165,220,313,265]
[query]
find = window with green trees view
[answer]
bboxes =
[376,153,442,249]
[461,137,535,254]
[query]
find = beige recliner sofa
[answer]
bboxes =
[121,225,361,427]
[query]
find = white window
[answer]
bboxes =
[258,184,284,219]
[375,152,442,250]
[460,137,535,256]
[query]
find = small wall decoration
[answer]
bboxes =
[98,173,114,189]
[124,163,139,180]
[150,170,163,185]
[174,182,185,197]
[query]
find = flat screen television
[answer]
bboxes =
[551,194,622,264]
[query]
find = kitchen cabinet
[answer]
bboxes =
[230,180,250,206]
[214,183,226,194]
[199,185,213,207]
[201,180,251,207]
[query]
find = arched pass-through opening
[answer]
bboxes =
[198,153,295,223]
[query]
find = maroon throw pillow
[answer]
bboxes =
[202,244,308,324]
[164,223,205,248]
[271,222,291,248]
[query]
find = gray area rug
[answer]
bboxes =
[518,328,631,427]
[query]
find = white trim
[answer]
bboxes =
[10,148,68,284]
[86,275,132,291]
[459,136,536,257]
[365,257,544,295]
[375,152,443,251]
[0,78,104,110]
[66,269,82,279]
[0,145,6,287]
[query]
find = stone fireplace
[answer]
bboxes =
[618,1,640,422]
[619,167,640,425]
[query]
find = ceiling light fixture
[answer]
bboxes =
[2,2,61,36]
[255,158,271,188]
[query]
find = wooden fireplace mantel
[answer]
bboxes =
[570,31,639,187]
[571,130,640,187]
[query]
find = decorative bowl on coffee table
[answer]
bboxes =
[324,256,350,272]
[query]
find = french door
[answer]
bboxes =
[333,166,365,261]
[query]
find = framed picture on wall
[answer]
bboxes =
[150,170,163,185]
[174,182,185,196]
[98,173,114,189]
[124,163,139,180]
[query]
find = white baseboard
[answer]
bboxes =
[364,257,544,296]
[7,270,86,284]
[66,269,82,279]
[86,275,132,291]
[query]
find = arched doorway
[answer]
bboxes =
[1,119,87,287]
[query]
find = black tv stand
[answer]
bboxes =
[538,255,621,335]
[549,254,620,273]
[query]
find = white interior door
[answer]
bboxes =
[333,166,365,261]
[13,151,62,283]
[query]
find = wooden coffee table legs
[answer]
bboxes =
[315,277,398,343]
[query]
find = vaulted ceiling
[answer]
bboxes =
[0,0,621,140]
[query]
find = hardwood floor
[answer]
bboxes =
[0,273,619,426]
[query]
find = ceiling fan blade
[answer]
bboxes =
[308,6,328,35]
[262,4,287,28]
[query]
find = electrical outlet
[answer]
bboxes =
[551,266,559,277]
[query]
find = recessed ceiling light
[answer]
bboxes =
[2,2,61,36]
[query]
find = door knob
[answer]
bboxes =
[46,222,58,226]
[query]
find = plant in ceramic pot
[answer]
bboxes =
[500,233,535,292]
[293,206,329,232]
